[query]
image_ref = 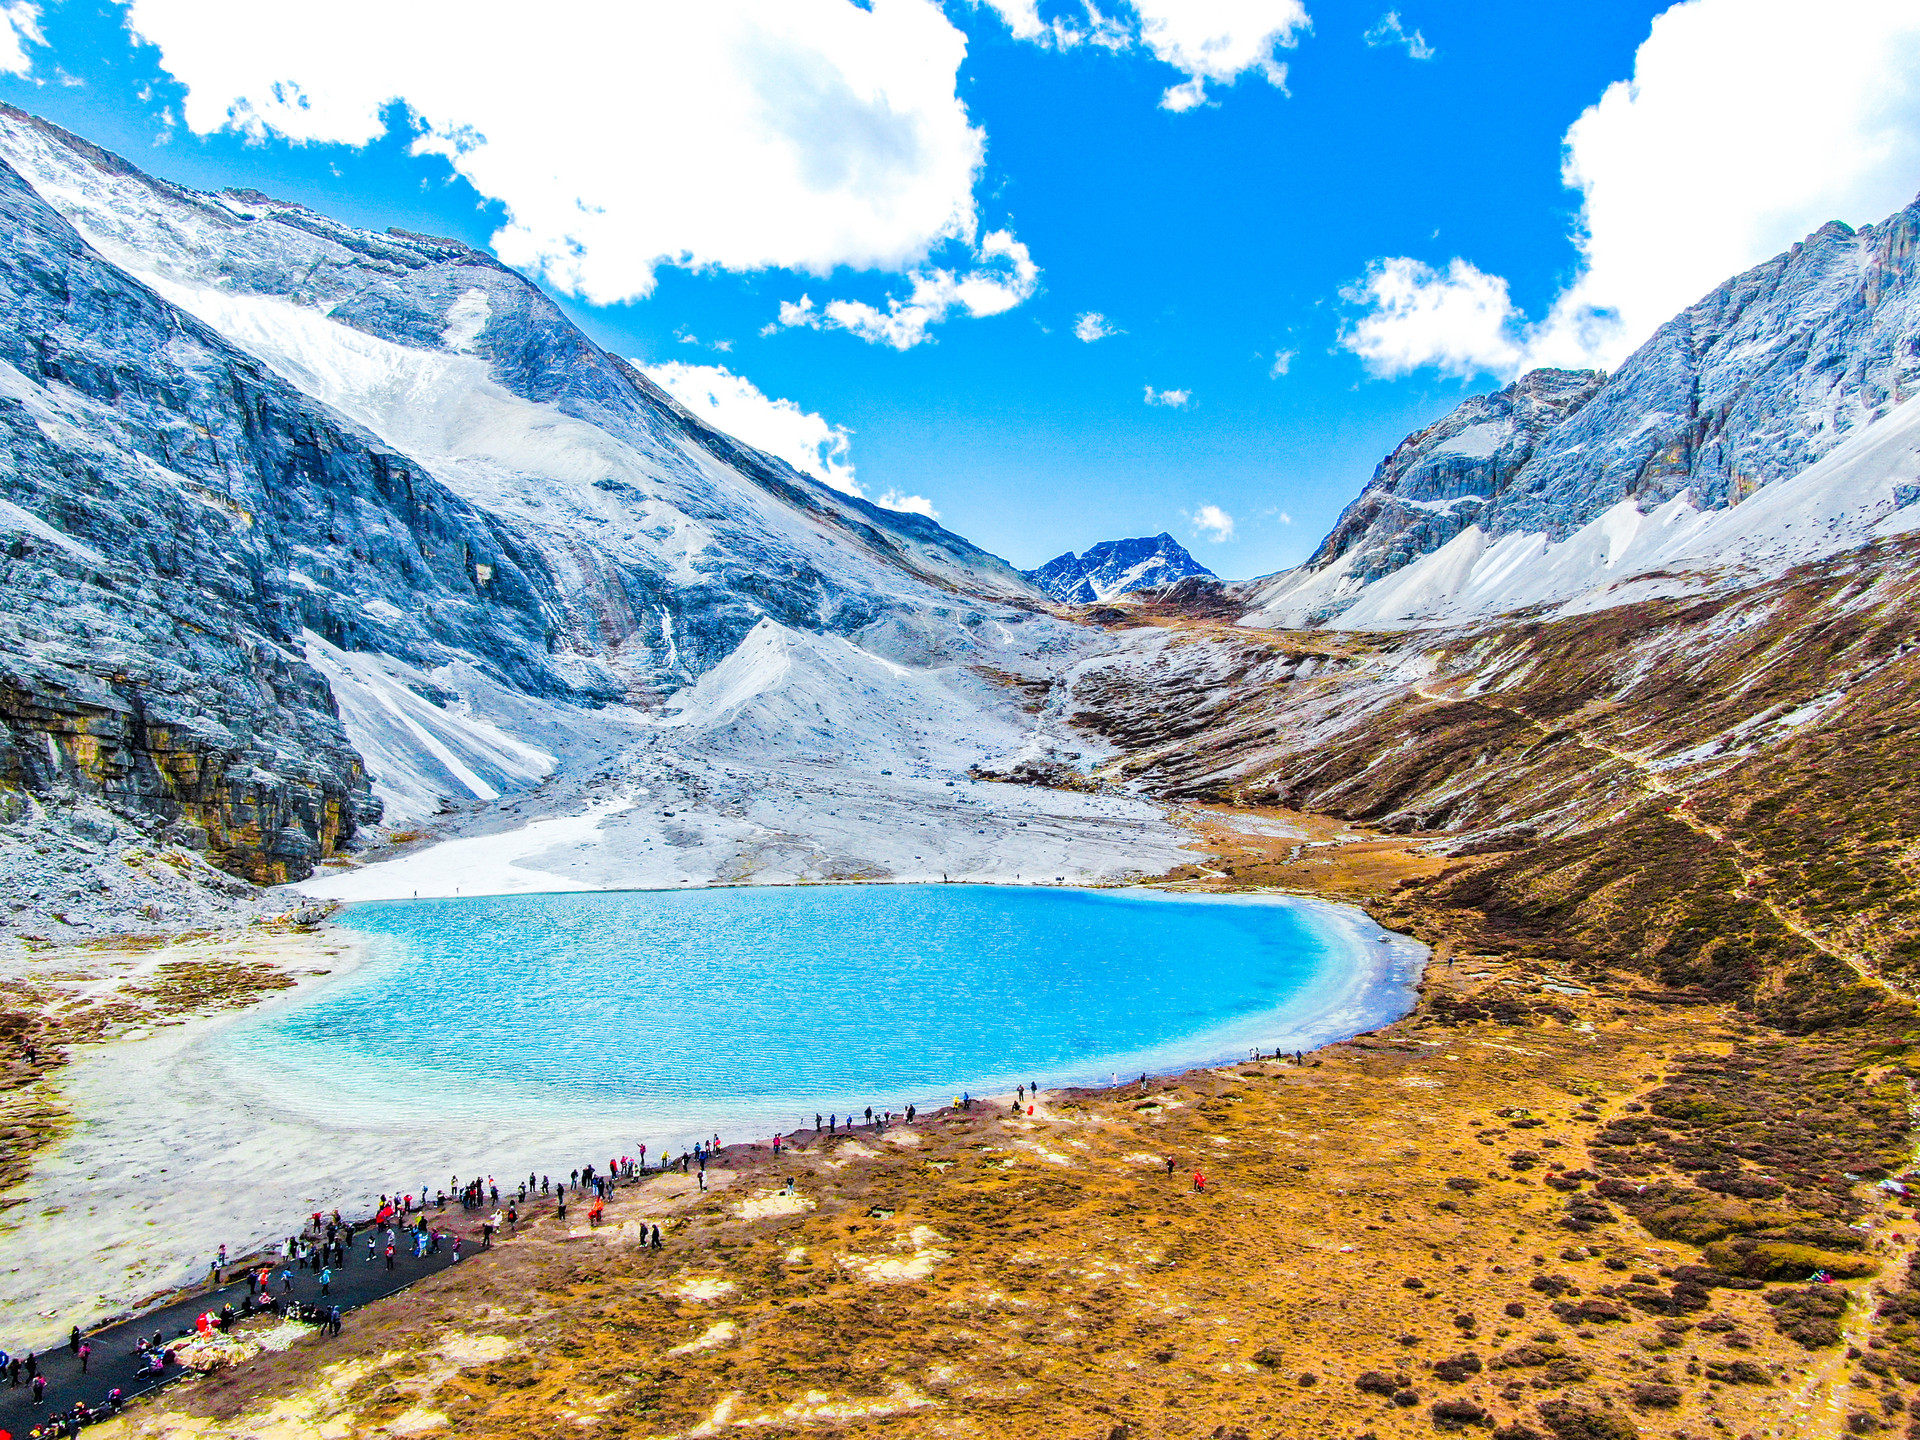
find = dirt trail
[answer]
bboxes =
[1411,680,1914,1002]
[1783,1079,1920,1439]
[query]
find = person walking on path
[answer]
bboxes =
[78,1342,89,1376]
[328,1306,342,1337]
[31,1371,44,1403]
[319,1266,332,1298]
[67,1326,79,1355]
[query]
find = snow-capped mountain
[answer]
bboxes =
[1026,533,1215,603]
[0,107,1107,901]
[1243,196,1920,630]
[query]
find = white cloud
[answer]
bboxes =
[876,489,940,518]
[1,2,43,75]
[1144,384,1191,407]
[1340,257,1522,379]
[776,228,1039,348]
[977,0,1048,41]
[1188,504,1236,541]
[1341,0,1920,380]
[974,0,1306,110]
[1363,11,1433,59]
[1268,348,1296,377]
[645,361,858,495]
[1136,0,1310,111]
[645,361,940,518]
[118,0,989,307]
[975,0,1135,50]
[1074,311,1119,342]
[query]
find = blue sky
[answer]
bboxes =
[4,0,1918,576]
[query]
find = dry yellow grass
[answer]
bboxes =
[79,810,1920,1440]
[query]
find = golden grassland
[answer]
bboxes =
[64,806,1920,1440]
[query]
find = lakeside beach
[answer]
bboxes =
[0,883,1423,1352]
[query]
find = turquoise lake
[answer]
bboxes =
[222,885,1421,1148]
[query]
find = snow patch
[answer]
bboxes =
[0,497,110,568]
[669,1277,738,1303]
[302,631,557,823]
[441,288,491,353]
[1430,421,1503,459]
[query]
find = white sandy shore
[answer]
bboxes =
[0,885,1423,1351]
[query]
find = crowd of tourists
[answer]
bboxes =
[2,1088,1063,1435]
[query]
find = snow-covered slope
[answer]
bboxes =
[1254,394,1920,631]
[299,613,1193,899]
[1026,533,1214,603]
[0,106,1070,900]
[1243,195,1920,631]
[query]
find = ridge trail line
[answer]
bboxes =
[1409,681,1915,1003]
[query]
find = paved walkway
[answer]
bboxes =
[0,1198,541,1438]
[0,1129,918,1436]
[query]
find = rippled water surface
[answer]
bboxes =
[225,885,1417,1141]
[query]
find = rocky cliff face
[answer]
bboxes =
[1245,195,1920,629]
[0,107,1047,909]
[1025,533,1214,603]
[1303,368,1605,585]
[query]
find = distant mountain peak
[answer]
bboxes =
[1025,533,1215,604]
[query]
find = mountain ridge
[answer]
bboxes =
[1242,193,1920,630]
[0,105,1081,914]
[1024,532,1214,603]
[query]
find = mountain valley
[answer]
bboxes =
[4,103,1920,1440]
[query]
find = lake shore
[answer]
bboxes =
[0,870,1420,1353]
[10,804,1913,1440]
[64,936,1895,1440]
